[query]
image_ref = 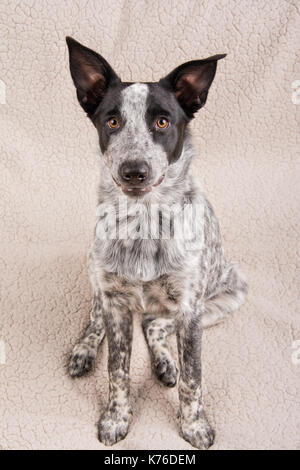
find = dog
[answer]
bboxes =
[66,37,248,449]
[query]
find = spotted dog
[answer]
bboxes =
[66,37,248,449]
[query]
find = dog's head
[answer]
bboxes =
[66,37,225,197]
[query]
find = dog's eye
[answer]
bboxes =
[156,118,169,129]
[107,117,120,129]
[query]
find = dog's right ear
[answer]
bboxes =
[66,37,120,117]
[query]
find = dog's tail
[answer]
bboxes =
[201,264,248,329]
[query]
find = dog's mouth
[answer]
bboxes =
[121,186,152,197]
[113,175,165,197]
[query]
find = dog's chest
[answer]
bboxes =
[94,237,187,283]
[93,199,188,282]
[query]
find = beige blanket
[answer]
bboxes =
[0,0,299,450]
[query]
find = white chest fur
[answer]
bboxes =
[93,194,204,282]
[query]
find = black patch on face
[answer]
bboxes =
[145,83,189,164]
[92,82,133,153]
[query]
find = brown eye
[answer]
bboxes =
[108,117,120,129]
[156,117,169,129]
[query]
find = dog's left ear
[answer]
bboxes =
[66,37,121,118]
[160,54,226,118]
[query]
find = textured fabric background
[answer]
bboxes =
[0,0,299,450]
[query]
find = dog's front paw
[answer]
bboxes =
[98,406,132,446]
[68,343,96,377]
[179,413,215,450]
[153,355,178,387]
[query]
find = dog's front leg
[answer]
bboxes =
[98,272,140,446]
[176,302,214,450]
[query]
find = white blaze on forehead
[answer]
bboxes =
[120,83,149,129]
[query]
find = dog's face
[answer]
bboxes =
[66,37,225,197]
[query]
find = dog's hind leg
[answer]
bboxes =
[201,263,248,329]
[142,316,178,387]
[68,293,106,377]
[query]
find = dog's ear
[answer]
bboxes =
[160,54,226,118]
[66,37,120,117]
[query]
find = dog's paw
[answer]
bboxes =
[98,406,132,446]
[179,414,215,450]
[153,355,178,387]
[68,343,96,378]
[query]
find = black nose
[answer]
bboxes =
[119,160,150,185]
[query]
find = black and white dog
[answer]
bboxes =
[66,37,248,449]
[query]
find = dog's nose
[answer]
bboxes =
[119,160,150,185]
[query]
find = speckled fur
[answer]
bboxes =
[67,41,248,449]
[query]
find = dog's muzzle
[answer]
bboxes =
[112,171,165,197]
[114,160,165,197]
